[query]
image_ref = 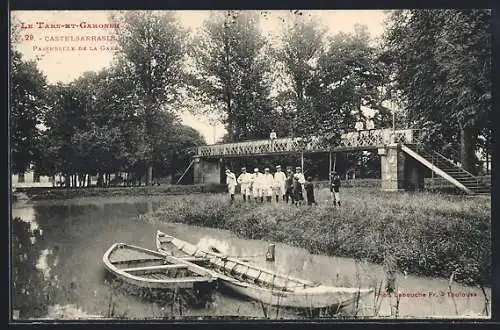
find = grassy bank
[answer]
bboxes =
[14,184,226,201]
[149,187,491,287]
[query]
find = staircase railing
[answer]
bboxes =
[431,150,480,187]
[401,144,471,194]
[413,144,484,190]
[176,159,195,184]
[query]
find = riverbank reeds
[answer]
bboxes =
[149,187,491,288]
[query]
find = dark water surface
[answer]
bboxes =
[11,196,490,320]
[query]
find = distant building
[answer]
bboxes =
[11,169,53,188]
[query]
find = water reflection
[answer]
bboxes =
[12,207,39,233]
[43,304,102,319]
[11,217,51,319]
[35,249,51,279]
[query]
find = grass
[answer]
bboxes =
[149,187,491,287]
[16,184,227,200]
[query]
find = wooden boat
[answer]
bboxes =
[155,231,373,309]
[103,242,215,289]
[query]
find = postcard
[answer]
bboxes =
[10,9,492,321]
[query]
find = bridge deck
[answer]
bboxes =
[195,129,422,158]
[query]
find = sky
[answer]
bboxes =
[11,10,389,144]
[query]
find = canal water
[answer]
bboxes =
[11,196,490,320]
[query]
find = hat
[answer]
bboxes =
[296,166,301,170]
[225,169,230,173]
[241,166,246,170]
[276,165,281,169]
[254,168,259,172]
[264,167,270,171]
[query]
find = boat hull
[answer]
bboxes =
[222,278,370,309]
[155,231,373,309]
[103,242,215,289]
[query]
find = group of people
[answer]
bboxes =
[225,165,342,206]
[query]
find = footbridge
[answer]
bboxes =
[195,128,419,157]
[179,128,488,194]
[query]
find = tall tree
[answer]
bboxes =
[10,50,48,175]
[273,12,327,136]
[383,9,491,173]
[191,11,274,141]
[42,81,88,186]
[113,11,188,184]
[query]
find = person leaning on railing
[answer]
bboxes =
[269,129,277,152]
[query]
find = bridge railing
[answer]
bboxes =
[194,128,424,158]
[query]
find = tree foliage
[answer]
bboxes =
[113,11,189,182]
[191,11,275,141]
[154,123,206,182]
[383,9,491,172]
[10,50,48,174]
[272,13,327,136]
[317,24,388,131]
[279,23,389,148]
[38,63,206,184]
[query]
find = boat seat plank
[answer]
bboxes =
[258,272,273,282]
[246,268,262,279]
[226,261,238,271]
[111,258,164,265]
[122,264,188,273]
[152,276,208,283]
[180,257,210,263]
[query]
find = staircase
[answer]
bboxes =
[401,145,490,195]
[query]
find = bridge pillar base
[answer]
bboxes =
[379,145,424,192]
[193,157,221,184]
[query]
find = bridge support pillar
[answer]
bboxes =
[379,145,405,191]
[378,144,424,192]
[193,157,222,184]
